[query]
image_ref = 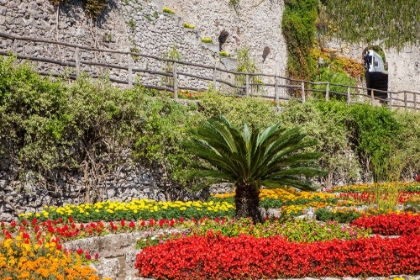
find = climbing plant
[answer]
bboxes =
[235,47,262,95]
[321,0,420,50]
[282,0,318,81]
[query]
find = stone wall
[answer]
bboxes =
[0,0,291,98]
[162,0,288,89]
[0,150,206,222]
[0,0,238,92]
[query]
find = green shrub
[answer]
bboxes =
[183,22,195,29]
[315,207,362,223]
[163,7,175,14]
[201,37,213,44]
[219,51,230,57]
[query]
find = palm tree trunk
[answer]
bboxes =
[234,182,263,224]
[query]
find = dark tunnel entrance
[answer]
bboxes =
[363,46,388,101]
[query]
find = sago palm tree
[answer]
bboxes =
[184,115,325,223]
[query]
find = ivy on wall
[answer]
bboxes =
[281,0,318,80]
[321,0,420,50]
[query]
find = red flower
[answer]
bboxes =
[159,219,165,227]
[120,219,125,227]
[129,221,136,228]
[76,248,84,255]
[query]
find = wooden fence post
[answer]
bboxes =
[213,66,217,89]
[173,62,178,99]
[389,92,393,110]
[128,55,133,88]
[404,91,408,108]
[325,83,330,101]
[12,39,17,54]
[347,86,351,104]
[370,89,374,105]
[75,47,80,77]
[301,81,306,103]
[414,93,418,112]
[245,74,250,96]
[274,76,279,111]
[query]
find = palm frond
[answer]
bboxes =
[184,115,324,190]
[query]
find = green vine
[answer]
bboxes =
[281,0,318,80]
[321,0,420,50]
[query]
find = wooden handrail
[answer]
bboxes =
[1,31,419,110]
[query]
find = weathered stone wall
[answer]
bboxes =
[0,152,203,222]
[0,0,230,91]
[162,0,288,80]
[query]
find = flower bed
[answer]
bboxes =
[136,218,370,248]
[0,231,107,280]
[2,183,420,279]
[351,213,420,235]
[135,233,420,279]
[20,199,235,222]
[332,182,420,193]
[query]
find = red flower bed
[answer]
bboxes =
[351,213,420,235]
[135,233,420,279]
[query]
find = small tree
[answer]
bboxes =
[184,115,325,223]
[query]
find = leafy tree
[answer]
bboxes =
[184,115,325,223]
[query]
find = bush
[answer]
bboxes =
[315,207,362,223]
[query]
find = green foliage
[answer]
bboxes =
[3,55,420,195]
[130,47,140,62]
[183,22,195,29]
[0,57,144,194]
[322,0,420,50]
[278,100,360,187]
[128,18,136,30]
[228,0,240,14]
[137,218,370,249]
[201,37,214,44]
[315,207,362,223]
[314,62,358,100]
[347,104,401,182]
[219,51,230,57]
[133,93,204,184]
[162,7,175,14]
[235,47,262,95]
[282,0,318,80]
[81,0,108,19]
[162,44,182,87]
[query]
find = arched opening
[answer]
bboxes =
[363,46,388,101]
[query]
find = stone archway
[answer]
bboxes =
[362,46,388,101]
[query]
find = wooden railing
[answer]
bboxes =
[0,31,419,111]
